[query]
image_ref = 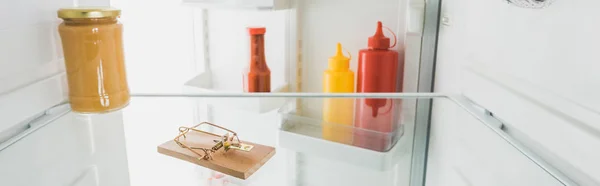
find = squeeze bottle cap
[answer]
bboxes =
[248,27,266,35]
[368,21,391,50]
[328,43,350,70]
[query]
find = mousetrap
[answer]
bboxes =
[157,122,276,180]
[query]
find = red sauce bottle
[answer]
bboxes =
[244,27,271,92]
[354,21,402,151]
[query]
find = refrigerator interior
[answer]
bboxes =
[0,0,593,185]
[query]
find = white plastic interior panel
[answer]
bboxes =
[433,0,599,185]
[0,0,68,95]
[0,105,130,186]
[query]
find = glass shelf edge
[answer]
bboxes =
[130,92,450,98]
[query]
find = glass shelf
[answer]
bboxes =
[0,94,574,186]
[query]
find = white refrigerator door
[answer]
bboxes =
[432,0,600,185]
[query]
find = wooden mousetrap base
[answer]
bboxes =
[157,131,276,180]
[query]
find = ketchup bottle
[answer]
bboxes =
[354,21,402,151]
[244,27,271,92]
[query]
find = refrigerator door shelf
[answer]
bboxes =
[277,98,409,171]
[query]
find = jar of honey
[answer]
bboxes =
[57,7,130,113]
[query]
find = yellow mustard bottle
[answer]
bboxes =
[322,43,355,144]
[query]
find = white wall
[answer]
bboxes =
[431,0,600,185]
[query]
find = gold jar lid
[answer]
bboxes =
[57,7,121,19]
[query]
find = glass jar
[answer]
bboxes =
[57,7,130,113]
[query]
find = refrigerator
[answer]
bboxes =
[0,0,597,185]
